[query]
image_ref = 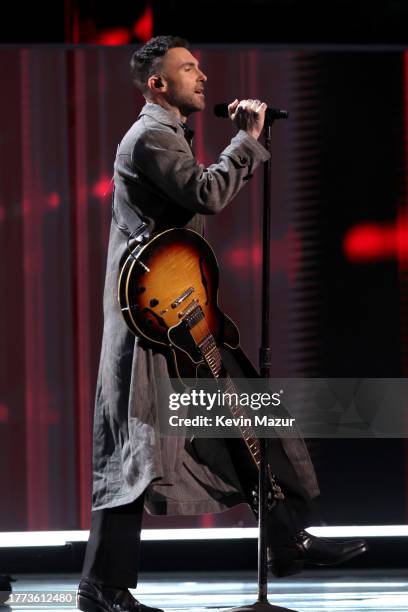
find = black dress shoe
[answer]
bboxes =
[76,579,164,612]
[268,530,368,578]
[0,574,14,606]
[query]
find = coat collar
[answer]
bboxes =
[138,102,184,131]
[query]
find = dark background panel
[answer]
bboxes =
[292,51,406,525]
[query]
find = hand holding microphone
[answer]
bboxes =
[225,99,267,141]
[214,100,289,140]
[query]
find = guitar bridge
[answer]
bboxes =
[184,305,205,329]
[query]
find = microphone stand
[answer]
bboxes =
[225,116,294,612]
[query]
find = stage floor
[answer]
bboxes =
[2,569,408,611]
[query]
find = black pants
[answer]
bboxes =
[81,438,320,589]
[81,494,145,589]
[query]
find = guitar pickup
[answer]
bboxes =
[171,287,194,309]
[178,298,199,320]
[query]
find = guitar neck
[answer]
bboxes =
[200,335,284,500]
[200,336,261,468]
[223,374,262,468]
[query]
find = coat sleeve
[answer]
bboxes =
[131,121,271,215]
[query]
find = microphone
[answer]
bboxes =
[214,102,288,121]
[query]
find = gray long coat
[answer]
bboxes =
[91,102,319,513]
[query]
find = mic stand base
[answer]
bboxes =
[224,600,295,612]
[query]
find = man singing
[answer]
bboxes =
[77,36,367,612]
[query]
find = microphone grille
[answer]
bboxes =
[213,103,228,118]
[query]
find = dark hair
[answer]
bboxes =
[130,35,189,93]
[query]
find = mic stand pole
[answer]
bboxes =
[225,117,295,612]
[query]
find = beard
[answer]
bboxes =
[166,88,205,117]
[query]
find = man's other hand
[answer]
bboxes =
[228,98,267,140]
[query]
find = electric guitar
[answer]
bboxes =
[118,227,283,501]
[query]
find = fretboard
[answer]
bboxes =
[199,333,261,468]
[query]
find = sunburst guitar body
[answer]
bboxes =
[118,228,240,385]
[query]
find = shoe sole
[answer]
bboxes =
[77,593,108,612]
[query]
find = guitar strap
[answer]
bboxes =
[111,182,151,245]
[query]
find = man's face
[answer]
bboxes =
[159,47,207,117]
